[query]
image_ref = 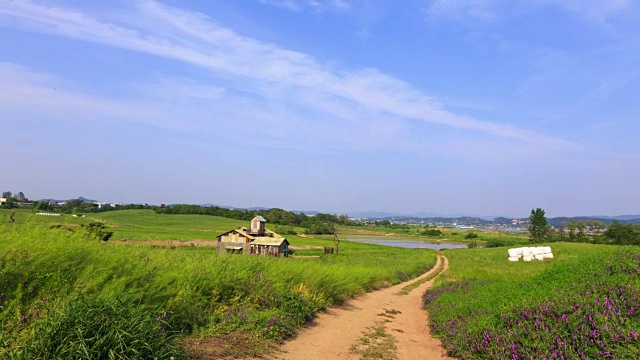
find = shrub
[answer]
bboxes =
[21,295,180,359]
[464,232,479,239]
[422,229,443,237]
[485,239,505,247]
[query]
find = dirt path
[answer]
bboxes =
[272,255,454,360]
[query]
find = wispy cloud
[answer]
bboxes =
[548,0,631,23]
[0,1,578,156]
[424,0,631,24]
[256,0,350,13]
[256,0,302,11]
[424,0,499,23]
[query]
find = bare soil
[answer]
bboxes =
[271,255,454,360]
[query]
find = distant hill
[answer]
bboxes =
[345,210,473,219]
[547,216,640,226]
[38,196,98,203]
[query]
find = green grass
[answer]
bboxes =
[423,244,640,359]
[396,254,445,296]
[0,214,437,359]
[440,242,603,282]
[338,224,529,248]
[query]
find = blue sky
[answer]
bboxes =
[1,0,639,217]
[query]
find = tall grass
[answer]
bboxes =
[0,224,436,358]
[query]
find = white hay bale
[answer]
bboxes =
[522,255,533,262]
[545,253,554,259]
[508,248,519,257]
[534,254,545,261]
[531,247,540,255]
[543,246,552,254]
[521,248,531,256]
[508,256,519,262]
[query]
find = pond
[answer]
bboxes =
[346,237,468,250]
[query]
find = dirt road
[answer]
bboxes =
[273,255,454,360]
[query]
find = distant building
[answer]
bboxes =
[216,216,291,257]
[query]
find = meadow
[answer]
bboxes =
[0,210,437,359]
[340,223,529,248]
[423,244,640,359]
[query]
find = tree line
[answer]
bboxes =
[529,208,640,245]
[155,205,353,235]
[1,191,28,209]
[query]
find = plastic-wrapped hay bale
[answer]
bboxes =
[543,246,552,254]
[545,253,554,259]
[537,246,545,254]
[508,248,519,257]
[508,256,519,262]
[534,254,545,261]
[522,255,533,262]
[531,247,541,255]
[521,247,531,256]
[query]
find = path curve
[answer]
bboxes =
[272,255,454,360]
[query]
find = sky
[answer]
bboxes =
[1,0,639,218]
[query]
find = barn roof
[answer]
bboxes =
[217,228,256,240]
[251,238,289,246]
[253,216,266,222]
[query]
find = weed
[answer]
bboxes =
[351,322,398,360]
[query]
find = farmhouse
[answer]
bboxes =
[216,216,291,257]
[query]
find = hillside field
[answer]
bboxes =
[424,244,640,359]
[0,210,437,359]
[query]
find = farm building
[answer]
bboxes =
[251,238,290,256]
[216,216,291,257]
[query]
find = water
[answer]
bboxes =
[346,237,468,250]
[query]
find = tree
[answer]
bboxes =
[586,219,605,237]
[528,208,549,244]
[2,191,11,198]
[16,192,26,201]
[0,198,15,209]
[566,219,578,242]
[576,220,587,241]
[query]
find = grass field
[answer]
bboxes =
[423,244,640,359]
[339,223,529,247]
[0,210,438,359]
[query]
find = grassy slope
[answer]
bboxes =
[424,244,640,359]
[0,211,437,359]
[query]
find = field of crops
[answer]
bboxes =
[423,244,640,359]
[0,212,437,359]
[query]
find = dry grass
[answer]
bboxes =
[350,322,398,360]
[182,331,277,359]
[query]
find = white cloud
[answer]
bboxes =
[0,1,579,157]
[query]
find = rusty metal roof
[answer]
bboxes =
[251,238,289,246]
